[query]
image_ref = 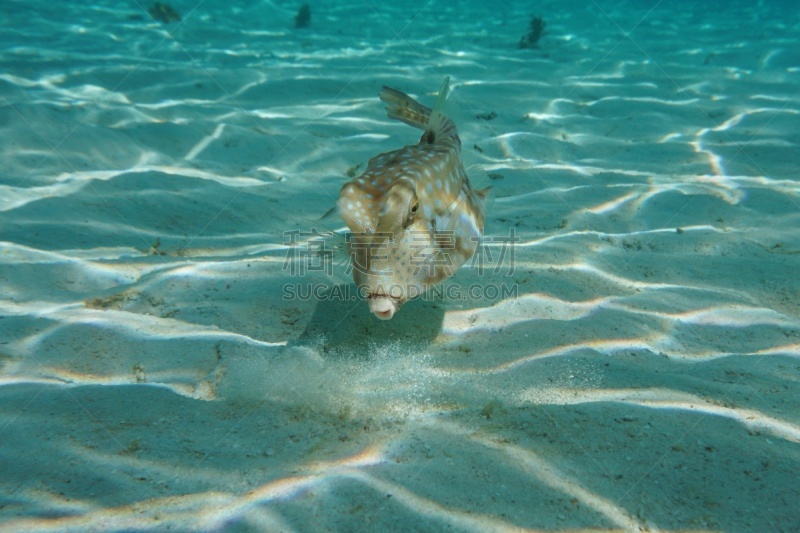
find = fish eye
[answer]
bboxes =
[411,201,419,213]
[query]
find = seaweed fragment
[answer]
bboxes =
[295,3,311,28]
[519,16,546,49]
[148,2,181,24]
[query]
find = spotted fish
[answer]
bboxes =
[337,77,489,320]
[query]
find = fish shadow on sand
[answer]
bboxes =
[295,284,444,355]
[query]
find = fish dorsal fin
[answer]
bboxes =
[425,76,450,139]
[430,76,450,123]
[425,76,458,145]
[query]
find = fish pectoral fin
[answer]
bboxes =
[293,215,354,278]
[316,228,354,271]
[441,194,468,233]
[476,186,494,213]
[328,232,354,268]
[320,204,339,220]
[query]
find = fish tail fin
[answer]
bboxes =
[380,86,431,130]
[379,76,458,144]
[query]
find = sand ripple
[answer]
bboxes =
[1,0,799,530]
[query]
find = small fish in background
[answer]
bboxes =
[148,2,181,24]
[337,77,490,320]
[294,3,311,29]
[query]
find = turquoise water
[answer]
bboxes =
[1,1,799,530]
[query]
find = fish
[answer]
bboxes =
[337,77,490,320]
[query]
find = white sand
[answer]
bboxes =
[2,0,799,530]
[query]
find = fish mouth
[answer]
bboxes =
[367,293,400,320]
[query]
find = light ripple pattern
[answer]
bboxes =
[1,0,799,531]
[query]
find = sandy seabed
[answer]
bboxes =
[1,0,799,531]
